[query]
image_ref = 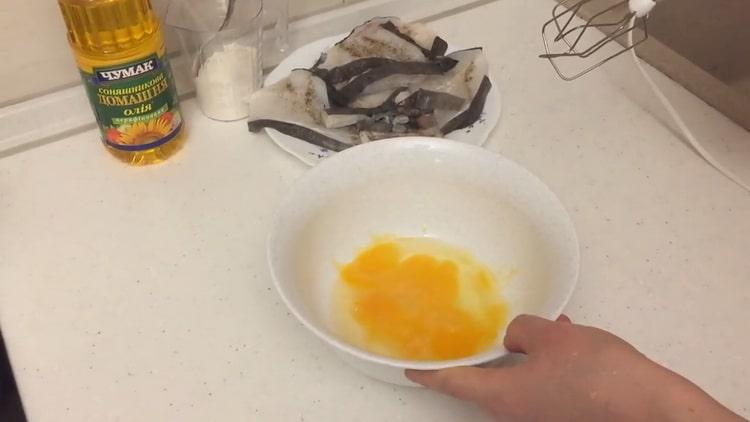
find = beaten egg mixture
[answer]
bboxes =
[335,237,509,361]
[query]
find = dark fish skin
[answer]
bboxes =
[311,52,328,70]
[326,88,466,134]
[429,37,449,58]
[324,58,396,85]
[338,58,459,104]
[320,44,449,86]
[247,120,352,152]
[401,89,466,112]
[441,76,493,135]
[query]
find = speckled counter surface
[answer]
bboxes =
[1,1,749,421]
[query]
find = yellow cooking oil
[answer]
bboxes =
[58,0,185,165]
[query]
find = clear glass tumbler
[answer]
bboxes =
[167,0,287,121]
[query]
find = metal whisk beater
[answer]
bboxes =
[541,0,658,81]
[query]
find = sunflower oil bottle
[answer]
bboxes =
[58,0,185,165]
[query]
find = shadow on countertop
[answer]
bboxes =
[0,332,26,422]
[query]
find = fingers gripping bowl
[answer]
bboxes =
[267,138,579,385]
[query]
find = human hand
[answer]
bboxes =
[407,315,745,422]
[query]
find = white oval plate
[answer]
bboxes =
[263,34,503,166]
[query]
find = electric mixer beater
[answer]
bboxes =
[539,0,750,192]
[541,0,657,81]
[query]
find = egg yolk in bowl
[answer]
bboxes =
[335,237,510,361]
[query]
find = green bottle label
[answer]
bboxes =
[81,54,183,151]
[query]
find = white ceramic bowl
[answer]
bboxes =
[268,137,579,385]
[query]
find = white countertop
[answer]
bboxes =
[1,1,749,421]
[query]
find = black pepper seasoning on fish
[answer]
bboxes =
[338,58,458,103]
[380,21,433,58]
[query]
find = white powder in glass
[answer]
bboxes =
[195,43,260,121]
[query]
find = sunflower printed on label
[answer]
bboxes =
[81,54,183,152]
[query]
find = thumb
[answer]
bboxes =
[406,366,500,403]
